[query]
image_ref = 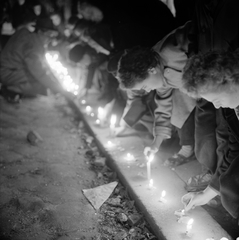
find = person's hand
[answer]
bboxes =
[182,187,218,211]
[144,136,163,157]
[113,125,128,137]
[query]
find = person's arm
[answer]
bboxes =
[210,108,239,191]
[144,86,173,156]
[182,186,219,212]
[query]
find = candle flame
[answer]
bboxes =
[110,115,117,126]
[187,218,194,226]
[161,190,166,198]
[81,99,86,104]
[96,119,100,124]
[86,106,92,112]
[149,179,154,187]
[45,52,79,95]
[148,154,154,162]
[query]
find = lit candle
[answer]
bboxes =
[110,114,117,135]
[159,190,167,203]
[95,119,100,125]
[186,218,194,236]
[90,112,95,117]
[125,153,135,161]
[85,106,92,115]
[149,179,154,189]
[146,154,154,181]
[81,99,86,105]
[98,107,105,120]
[106,140,115,148]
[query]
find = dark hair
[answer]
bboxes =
[182,49,239,97]
[117,46,160,89]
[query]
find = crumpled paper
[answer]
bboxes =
[82,181,118,210]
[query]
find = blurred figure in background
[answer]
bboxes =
[0,17,71,103]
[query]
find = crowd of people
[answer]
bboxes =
[0,0,239,226]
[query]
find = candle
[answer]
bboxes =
[159,190,167,203]
[186,218,194,236]
[125,153,135,161]
[146,154,154,181]
[98,107,105,120]
[85,106,92,115]
[90,112,95,117]
[81,99,86,105]
[110,115,117,129]
[149,179,154,189]
[95,119,100,125]
[110,114,117,135]
[106,140,115,148]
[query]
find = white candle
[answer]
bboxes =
[159,190,167,203]
[146,154,154,181]
[110,115,117,129]
[109,115,117,136]
[98,107,105,120]
[149,179,154,189]
[186,218,194,236]
[85,106,92,115]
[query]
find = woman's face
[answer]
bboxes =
[200,83,239,109]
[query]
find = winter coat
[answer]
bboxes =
[0,27,62,95]
[125,21,196,139]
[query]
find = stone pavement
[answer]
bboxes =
[73,93,239,240]
[0,95,101,240]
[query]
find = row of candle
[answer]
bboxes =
[81,101,233,239]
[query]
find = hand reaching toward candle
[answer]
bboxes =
[182,186,218,211]
[144,136,163,157]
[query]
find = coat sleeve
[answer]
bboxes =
[153,86,173,138]
[210,109,239,192]
[22,37,64,94]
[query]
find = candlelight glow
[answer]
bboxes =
[95,119,100,125]
[98,107,105,119]
[147,154,154,162]
[90,113,95,117]
[107,141,115,148]
[86,106,92,114]
[125,153,135,161]
[81,99,86,104]
[45,52,79,95]
[186,218,194,235]
[110,115,117,128]
[149,179,154,188]
[161,190,166,198]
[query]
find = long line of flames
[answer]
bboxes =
[45,52,79,95]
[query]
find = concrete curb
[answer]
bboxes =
[67,98,233,240]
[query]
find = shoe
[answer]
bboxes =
[164,153,195,168]
[0,86,21,104]
[185,172,212,192]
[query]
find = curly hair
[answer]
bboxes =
[182,50,239,97]
[116,46,160,89]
